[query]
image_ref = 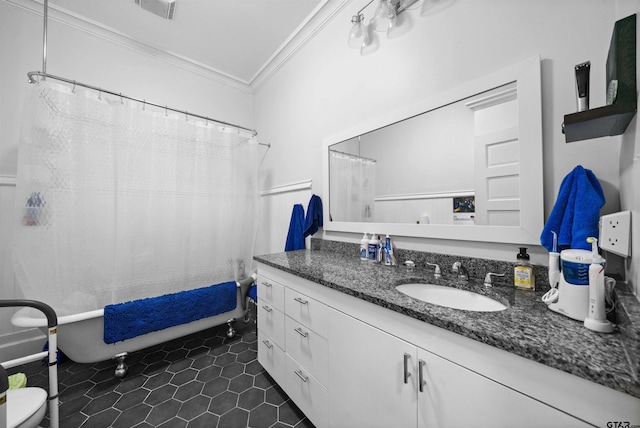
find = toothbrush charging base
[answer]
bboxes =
[584,317,614,333]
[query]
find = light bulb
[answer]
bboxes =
[371,0,397,32]
[348,14,369,49]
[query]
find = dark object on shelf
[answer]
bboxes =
[563,14,636,143]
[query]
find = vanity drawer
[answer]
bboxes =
[285,354,328,428]
[258,302,285,348]
[258,329,285,387]
[284,288,329,337]
[257,275,285,311]
[285,316,328,386]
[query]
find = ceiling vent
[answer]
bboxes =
[134,0,176,20]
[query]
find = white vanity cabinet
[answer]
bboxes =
[257,263,640,428]
[329,309,586,428]
[257,271,329,428]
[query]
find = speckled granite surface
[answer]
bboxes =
[254,239,640,399]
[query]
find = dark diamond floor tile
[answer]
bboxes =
[145,371,173,389]
[196,364,222,382]
[145,383,177,406]
[265,385,288,406]
[218,407,249,428]
[214,352,236,367]
[171,368,198,386]
[221,362,244,379]
[209,390,239,415]
[237,349,257,364]
[59,394,91,420]
[238,387,265,411]
[174,380,204,401]
[146,398,181,425]
[278,400,307,426]
[158,418,187,428]
[187,411,219,428]
[61,380,96,400]
[80,407,121,428]
[115,372,147,394]
[59,410,88,428]
[191,354,216,370]
[178,394,211,421]
[113,403,153,428]
[167,357,193,373]
[202,377,229,398]
[249,402,278,428]
[115,387,150,411]
[229,373,254,393]
[82,391,121,415]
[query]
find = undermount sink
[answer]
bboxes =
[395,283,507,312]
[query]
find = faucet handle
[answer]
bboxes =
[425,262,441,278]
[484,272,506,287]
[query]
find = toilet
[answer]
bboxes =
[6,387,47,428]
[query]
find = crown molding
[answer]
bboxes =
[249,0,350,92]
[4,0,348,95]
[4,0,253,93]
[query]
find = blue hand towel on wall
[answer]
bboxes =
[285,204,306,251]
[303,194,323,238]
[540,165,605,252]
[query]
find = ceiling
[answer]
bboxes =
[50,0,326,85]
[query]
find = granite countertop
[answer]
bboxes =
[254,244,640,399]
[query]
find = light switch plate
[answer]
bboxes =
[599,211,631,257]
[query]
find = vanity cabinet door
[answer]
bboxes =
[416,348,589,428]
[328,309,416,428]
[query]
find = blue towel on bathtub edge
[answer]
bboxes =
[540,165,605,252]
[103,281,237,344]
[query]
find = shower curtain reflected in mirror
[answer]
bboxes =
[329,150,376,223]
[13,81,259,316]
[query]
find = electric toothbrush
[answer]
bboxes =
[542,231,560,304]
[583,237,613,333]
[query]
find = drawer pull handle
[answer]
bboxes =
[262,281,272,287]
[419,359,426,392]
[263,340,273,349]
[403,353,412,384]
[294,297,308,305]
[261,305,272,313]
[294,327,308,338]
[295,370,309,383]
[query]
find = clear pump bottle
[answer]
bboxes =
[514,247,535,290]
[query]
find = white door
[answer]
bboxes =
[416,348,589,428]
[328,309,416,428]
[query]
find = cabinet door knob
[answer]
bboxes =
[295,370,309,383]
[419,359,427,392]
[261,305,272,313]
[294,296,308,305]
[262,339,273,349]
[294,327,309,338]
[403,353,412,384]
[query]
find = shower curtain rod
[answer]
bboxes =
[27,71,269,147]
[329,148,376,163]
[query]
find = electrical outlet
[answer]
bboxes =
[599,211,631,257]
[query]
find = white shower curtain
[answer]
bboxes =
[13,81,259,316]
[329,151,376,222]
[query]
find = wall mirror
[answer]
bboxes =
[322,56,543,244]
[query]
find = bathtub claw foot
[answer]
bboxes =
[113,352,129,378]
[226,319,236,339]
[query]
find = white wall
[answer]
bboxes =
[0,0,254,359]
[616,0,640,297]
[253,0,628,267]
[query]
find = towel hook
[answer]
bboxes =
[72,81,76,93]
[185,110,188,122]
[142,100,146,111]
[119,93,124,105]
[98,90,102,100]
[165,106,168,117]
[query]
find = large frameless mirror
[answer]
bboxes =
[322,56,544,244]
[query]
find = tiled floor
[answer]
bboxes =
[9,303,314,428]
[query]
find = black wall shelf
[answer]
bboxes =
[563,14,637,143]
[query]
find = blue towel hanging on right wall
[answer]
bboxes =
[540,165,605,252]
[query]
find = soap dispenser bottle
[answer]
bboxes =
[360,233,369,261]
[514,247,535,290]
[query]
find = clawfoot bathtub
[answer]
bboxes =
[11,276,255,377]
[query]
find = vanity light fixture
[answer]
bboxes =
[348,0,421,49]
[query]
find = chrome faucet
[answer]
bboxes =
[484,272,506,287]
[451,261,468,281]
[425,262,442,279]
